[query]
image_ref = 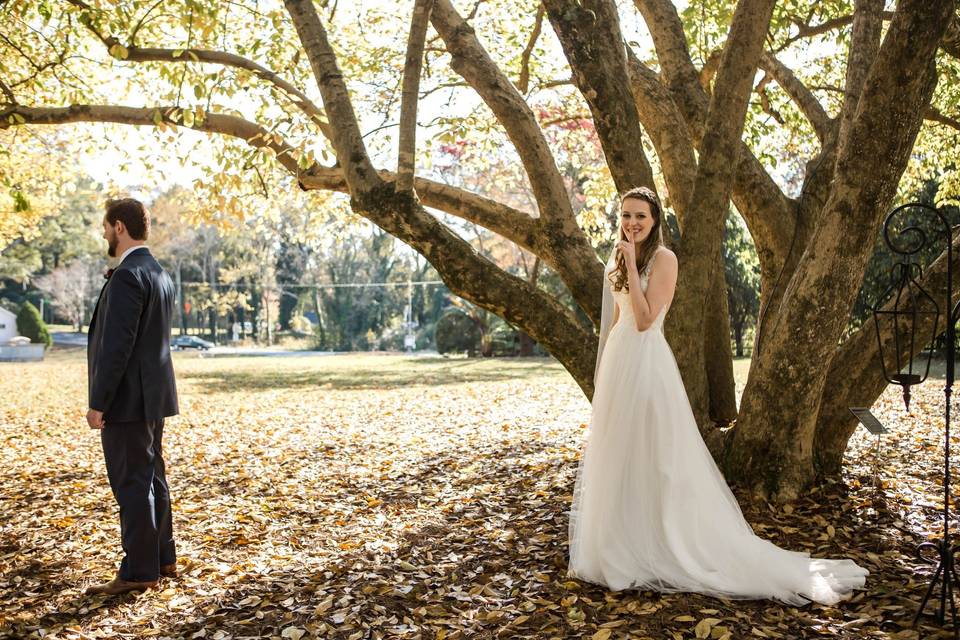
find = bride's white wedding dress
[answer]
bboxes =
[568,256,868,605]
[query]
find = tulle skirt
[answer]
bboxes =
[568,322,868,605]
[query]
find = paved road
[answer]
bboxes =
[199,347,439,358]
[51,333,438,358]
[52,332,87,346]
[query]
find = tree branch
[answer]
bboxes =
[631,0,794,273]
[0,101,542,261]
[124,46,333,138]
[397,0,434,193]
[926,105,960,131]
[128,0,166,45]
[779,10,895,49]
[624,54,696,219]
[698,48,723,91]
[758,51,832,142]
[283,0,380,193]
[837,0,884,156]
[354,185,598,395]
[663,0,779,406]
[517,3,545,95]
[63,1,335,141]
[755,74,785,125]
[299,168,540,253]
[0,80,16,104]
[544,0,656,195]
[428,0,605,325]
[942,12,960,59]
[429,0,575,228]
[632,0,702,109]
[0,103,308,177]
[779,8,958,59]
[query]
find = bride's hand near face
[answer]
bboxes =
[618,230,637,265]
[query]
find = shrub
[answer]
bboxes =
[290,314,314,334]
[16,301,52,348]
[490,324,519,356]
[436,311,481,356]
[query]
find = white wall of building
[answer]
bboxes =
[0,307,17,343]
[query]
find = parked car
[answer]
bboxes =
[171,335,215,351]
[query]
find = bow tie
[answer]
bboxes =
[104,268,115,280]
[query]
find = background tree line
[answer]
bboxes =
[1,176,772,356]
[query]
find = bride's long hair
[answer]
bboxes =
[608,186,664,292]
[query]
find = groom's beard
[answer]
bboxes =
[106,232,118,258]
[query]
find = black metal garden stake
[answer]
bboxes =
[871,202,958,630]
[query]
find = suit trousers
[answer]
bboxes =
[100,418,176,582]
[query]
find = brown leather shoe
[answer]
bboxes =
[160,563,178,578]
[85,576,159,596]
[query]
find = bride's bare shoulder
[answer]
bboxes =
[653,246,678,268]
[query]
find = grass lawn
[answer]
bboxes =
[0,348,952,639]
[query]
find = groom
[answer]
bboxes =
[85,198,180,595]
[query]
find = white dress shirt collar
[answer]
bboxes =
[119,245,149,264]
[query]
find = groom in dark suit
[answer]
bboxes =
[85,198,180,595]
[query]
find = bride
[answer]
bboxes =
[567,187,868,605]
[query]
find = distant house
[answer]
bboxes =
[0,306,16,343]
[0,305,44,361]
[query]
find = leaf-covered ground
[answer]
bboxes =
[0,350,957,639]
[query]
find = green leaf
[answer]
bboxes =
[108,44,129,60]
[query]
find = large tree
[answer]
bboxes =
[1,0,958,500]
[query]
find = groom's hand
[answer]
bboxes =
[86,409,105,430]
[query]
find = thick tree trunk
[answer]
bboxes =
[518,257,541,357]
[312,287,326,349]
[705,263,738,423]
[621,56,738,427]
[726,0,951,501]
[666,0,777,428]
[814,232,960,476]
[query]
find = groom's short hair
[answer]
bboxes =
[105,198,150,240]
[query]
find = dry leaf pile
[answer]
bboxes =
[0,350,957,639]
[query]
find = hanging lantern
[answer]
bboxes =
[872,261,940,411]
